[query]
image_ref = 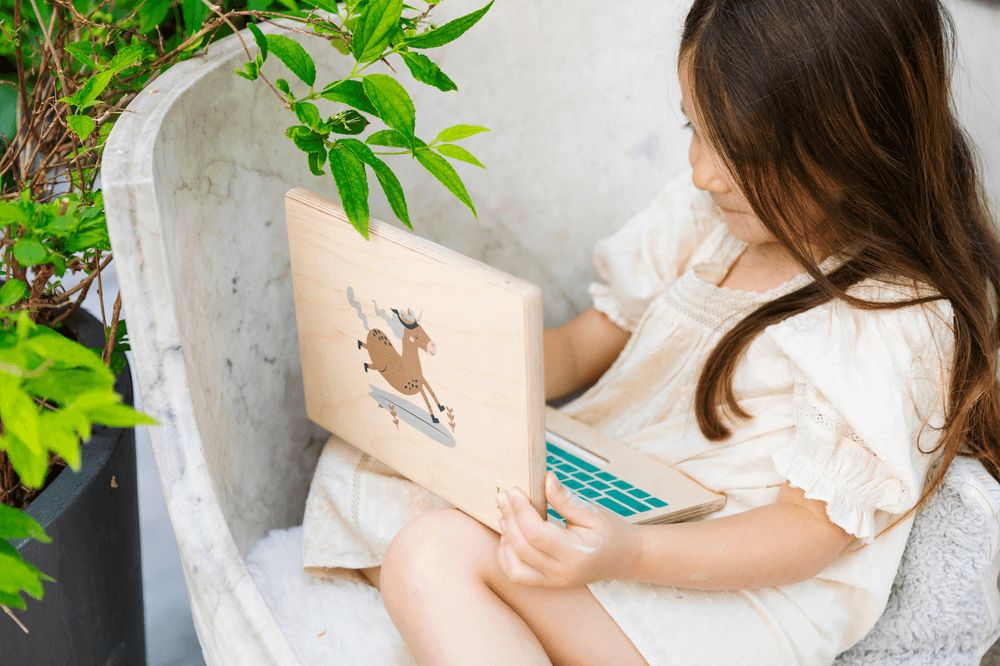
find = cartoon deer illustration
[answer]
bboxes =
[358,307,447,423]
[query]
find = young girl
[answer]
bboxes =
[299,0,1000,663]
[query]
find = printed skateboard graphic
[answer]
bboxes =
[348,285,457,447]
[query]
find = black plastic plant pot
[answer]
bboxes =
[0,298,146,665]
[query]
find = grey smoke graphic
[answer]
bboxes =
[372,299,404,339]
[346,286,369,331]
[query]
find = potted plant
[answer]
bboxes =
[1,0,492,661]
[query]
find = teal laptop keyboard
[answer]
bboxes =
[545,441,668,524]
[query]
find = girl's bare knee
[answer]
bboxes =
[381,508,492,608]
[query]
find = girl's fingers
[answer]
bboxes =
[501,496,561,573]
[507,487,573,560]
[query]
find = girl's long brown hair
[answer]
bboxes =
[682,0,1000,534]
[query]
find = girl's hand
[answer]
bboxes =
[495,470,643,588]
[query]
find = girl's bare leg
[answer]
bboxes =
[378,508,648,666]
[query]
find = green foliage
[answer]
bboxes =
[400,51,456,92]
[0,309,158,608]
[404,0,494,49]
[265,34,316,86]
[0,193,111,279]
[433,124,490,143]
[237,2,495,235]
[434,143,484,169]
[350,0,403,63]
[361,74,416,145]
[319,80,377,115]
[414,147,476,218]
[328,141,370,237]
[0,0,334,623]
[338,138,411,229]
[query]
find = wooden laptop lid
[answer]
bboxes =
[285,188,547,532]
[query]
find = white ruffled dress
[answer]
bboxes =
[300,169,956,666]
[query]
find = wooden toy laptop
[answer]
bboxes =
[284,187,726,533]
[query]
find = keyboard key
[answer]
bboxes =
[578,488,601,499]
[596,496,636,516]
[611,480,633,490]
[590,480,610,491]
[596,471,616,482]
[546,443,601,473]
[563,479,585,490]
[607,489,653,513]
[547,508,564,521]
[646,497,668,508]
[546,456,557,464]
[571,471,594,481]
[627,488,652,500]
[556,463,576,473]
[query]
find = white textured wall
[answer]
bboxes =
[949,0,1000,212]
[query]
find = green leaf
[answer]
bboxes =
[405,0,494,49]
[0,200,28,224]
[400,51,457,92]
[285,125,326,153]
[0,589,27,610]
[46,214,78,237]
[319,80,378,116]
[328,142,370,238]
[275,78,293,99]
[364,129,407,147]
[0,431,47,488]
[414,147,477,218]
[23,328,113,378]
[182,0,211,36]
[67,114,96,142]
[63,42,97,69]
[138,0,171,34]
[12,238,47,266]
[265,34,316,86]
[0,504,50,543]
[351,0,404,63]
[37,411,82,470]
[307,151,326,176]
[0,83,17,149]
[433,124,490,143]
[108,44,145,72]
[0,381,42,455]
[59,69,115,111]
[329,33,351,55]
[23,367,111,407]
[338,138,411,229]
[361,74,415,143]
[84,402,159,428]
[327,110,369,135]
[0,279,28,308]
[365,128,425,148]
[0,546,44,598]
[293,101,323,129]
[234,62,259,81]
[434,143,485,168]
[248,22,268,60]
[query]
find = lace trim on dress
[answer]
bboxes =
[794,380,877,456]
[773,380,911,543]
[664,228,849,331]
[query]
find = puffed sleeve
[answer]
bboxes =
[762,281,955,544]
[587,167,721,332]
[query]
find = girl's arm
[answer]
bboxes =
[628,482,856,589]
[544,307,631,402]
